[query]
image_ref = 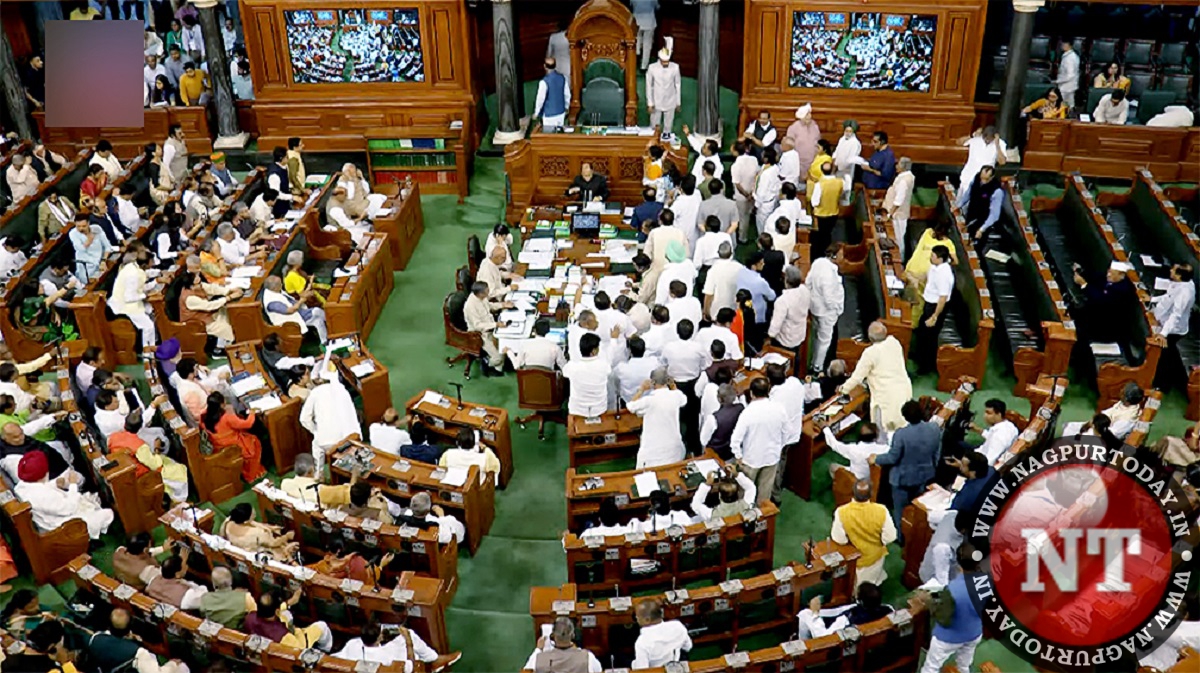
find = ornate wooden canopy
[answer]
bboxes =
[566,0,639,125]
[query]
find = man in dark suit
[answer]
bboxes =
[871,399,942,541]
[566,162,609,202]
[1072,261,1138,345]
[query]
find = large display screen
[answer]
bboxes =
[284,8,424,84]
[789,11,937,92]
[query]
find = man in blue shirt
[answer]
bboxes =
[737,251,777,349]
[871,400,941,540]
[918,543,983,673]
[400,422,443,465]
[862,131,896,190]
[631,186,664,242]
[948,451,993,514]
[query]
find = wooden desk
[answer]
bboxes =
[785,388,870,500]
[328,440,495,555]
[67,555,417,673]
[505,135,688,218]
[371,182,424,271]
[253,481,458,599]
[563,501,778,595]
[226,341,306,475]
[565,450,724,532]
[1023,119,1200,182]
[324,232,394,341]
[405,389,513,488]
[530,542,860,665]
[35,106,215,158]
[329,333,393,427]
[144,348,244,505]
[158,517,450,653]
[567,411,643,468]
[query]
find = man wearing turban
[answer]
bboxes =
[12,441,114,539]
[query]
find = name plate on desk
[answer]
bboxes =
[584,535,603,548]
[469,407,487,418]
[432,418,445,429]
[610,596,633,612]
[197,620,223,639]
[1147,396,1161,410]
[430,468,447,481]
[724,652,751,668]
[340,578,364,593]
[781,640,808,657]
[397,525,419,539]
[391,587,415,604]
[973,269,984,278]
[704,518,725,531]
[821,551,845,573]
[113,584,136,601]
[944,399,960,412]
[624,531,646,544]
[1020,428,1038,443]
[1047,280,1058,289]
[773,566,796,582]
[482,430,496,442]
[1063,320,1075,330]
[719,580,744,595]
[153,602,177,621]
[665,589,689,604]
[665,663,689,673]
[603,433,617,444]
[77,564,100,581]
[552,600,574,615]
[613,493,630,507]
[355,661,380,673]
[360,518,383,533]
[1030,243,1041,251]
[930,415,944,427]
[390,460,411,473]
[584,416,603,425]
[325,509,348,523]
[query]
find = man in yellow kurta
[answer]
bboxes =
[107,412,189,503]
[831,479,896,587]
[839,321,913,434]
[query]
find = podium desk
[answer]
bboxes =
[370,182,424,271]
[327,334,393,427]
[786,388,870,500]
[405,390,513,488]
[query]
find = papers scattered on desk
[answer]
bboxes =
[510,298,536,313]
[1090,342,1122,356]
[350,361,376,378]
[327,337,355,352]
[985,249,1011,264]
[915,485,954,512]
[1140,254,1161,268]
[419,391,444,407]
[1155,277,1172,291]
[248,393,283,412]
[886,276,906,291]
[691,459,721,479]
[231,265,262,278]
[374,208,393,218]
[439,467,469,487]
[275,356,315,370]
[633,471,660,499]
[832,414,860,433]
[284,209,306,220]
[518,250,555,270]
[227,277,252,289]
[231,374,268,397]
[596,275,632,296]
[524,238,555,253]
[496,319,533,339]
[499,309,527,323]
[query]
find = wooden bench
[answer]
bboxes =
[565,450,726,533]
[159,509,451,652]
[324,231,395,341]
[530,542,860,665]
[406,389,514,488]
[1028,174,1162,410]
[567,411,643,469]
[783,387,870,501]
[0,148,90,239]
[371,181,425,271]
[563,501,778,596]
[934,184,994,392]
[65,554,421,673]
[143,347,244,505]
[253,480,459,598]
[328,439,495,555]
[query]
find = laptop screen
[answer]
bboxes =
[572,213,601,236]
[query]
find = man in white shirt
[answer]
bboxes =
[325,187,372,247]
[249,189,279,224]
[627,368,687,468]
[5,154,39,206]
[93,388,169,446]
[919,510,968,588]
[640,306,676,357]
[477,244,521,300]
[696,308,743,359]
[111,252,158,347]
[0,237,28,278]
[12,448,114,540]
[1154,265,1195,382]
[753,147,782,237]
[533,58,571,127]
[692,215,732,269]
[956,126,1007,196]
[1092,89,1129,125]
[1055,40,1080,109]
[884,157,915,259]
[89,140,123,180]
[665,280,702,330]
[806,241,844,369]
[823,422,885,481]
[509,318,566,370]
[113,184,145,232]
[768,265,811,356]
[463,282,508,373]
[654,239,698,306]
[702,243,743,320]
[614,337,661,405]
[334,622,455,672]
[525,617,603,673]
[669,175,703,251]
[593,291,636,344]
[730,378,789,503]
[681,126,724,184]
[403,492,465,545]
[661,319,710,453]
[632,598,692,669]
[777,136,801,186]
[215,222,255,266]
[765,183,808,256]
[729,140,759,244]
[970,399,1019,466]
[562,333,612,417]
[645,48,681,138]
[915,244,955,375]
[144,53,167,95]
[368,408,412,455]
[299,376,362,473]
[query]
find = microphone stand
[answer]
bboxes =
[446,382,464,410]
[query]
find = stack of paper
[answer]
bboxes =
[249,393,283,412]
[691,459,721,478]
[231,374,267,397]
[1090,342,1122,356]
[350,361,376,377]
[231,266,262,278]
[419,391,444,407]
[440,467,469,487]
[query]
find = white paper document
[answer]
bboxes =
[231,374,268,397]
[691,459,721,478]
[231,265,262,278]
[633,472,660,499]
[440,467,469,487]
[350,362,376,377]
[419,390,444,407]
[248,393,283,412]
[1090,342,1122,356]
[275,356,315,370]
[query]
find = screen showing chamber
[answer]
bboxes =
[789,11,936,92]
[284,8,424,84]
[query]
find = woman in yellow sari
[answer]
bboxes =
[904,219,958,299]
[1021,87,1068,120]
[806,139,834,196]
[283,250,327,305]
[1093,62,1131,92]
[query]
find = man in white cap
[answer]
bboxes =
[1072,260,1139,345]
[785,104,820,190]
[646,48,681,140]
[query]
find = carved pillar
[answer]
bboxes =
[695,0,721,136]
[998,0,1044,146]
[492,0,524,145]
[191,0,247,148]
[0,28,32,139]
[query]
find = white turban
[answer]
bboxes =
[658,47,671,61]
[795,104,812,120]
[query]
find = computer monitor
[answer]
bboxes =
[572,212,601,237]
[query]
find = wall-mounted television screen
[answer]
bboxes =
[284,8,424,84]
[789,11,937,92]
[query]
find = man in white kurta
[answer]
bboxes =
[325,187,372,247]
[111,254,158,347]
[626,370,687,468]
[563,335,613,418]
[646,49,681,138]
[806,246,845,372]
[14,449,114,539]
[299,378,362,474]
[840,322,913,433]
[884,158,915,259]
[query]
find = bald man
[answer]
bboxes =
[368,407,412,455]
[839,321,913,433]
[86,608,191,673]
[526,617,603,673]
[831,478,896,587]
[200,566,256,629]
[632,598,692,669]
[476,245,522,300]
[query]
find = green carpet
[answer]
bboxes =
[3,154,1196,673]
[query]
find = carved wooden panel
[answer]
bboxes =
[756,6,782,90]
[539,156,571,178]
[940,15,969,95]
[619,157,643,181]
[430,7,458,84]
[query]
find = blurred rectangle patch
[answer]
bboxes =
[45,20,143,128]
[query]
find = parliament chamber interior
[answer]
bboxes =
[1,0,1199,671]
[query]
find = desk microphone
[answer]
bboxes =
[446,381,464,410]
[306,482,322,508]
